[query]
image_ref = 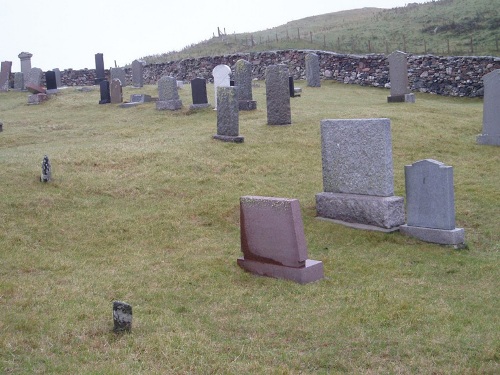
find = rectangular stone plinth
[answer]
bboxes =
[213,134,244,143]
[190,103,211,110]
[237,258,324,284]
[238,100,257,110]
[156,100,182,110]
[316,192,405,229]
[477,134,500,146]
[400,225,465,245]
[388,93,415,103]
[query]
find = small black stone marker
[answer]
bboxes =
[0,121,3,132]
[40,155,51,182]
[113,301,132,332]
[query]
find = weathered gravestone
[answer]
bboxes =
[113,301,132,332]
[25,67,43,87]
[53,68,62,88]
[400,159,465,245]
[110,67,127,87]
[132,60,143,88]
[477,69,500,146]
[212,64,231,109]
[0,61,12,91]
[40,155,51,182]
[110,78,123,104]
[305,53,321,87]
[94,53,105,84]
[190,77,210,109]
[237,196,324,284]
[45,71,58,93]
[266,64,291,125]
[213,86,243,143]
[234,59,256,110]
[387,51,415,103]
[316,118,405,231]
[99,80,111,104]
[289,76,301,98]
[14,72,24,91]
[18,52,32,75]
[156,76,182,110]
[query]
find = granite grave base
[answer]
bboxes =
[156,99,182,110]
[238,100,257,110]
[189,103,211,110]
[213,134,244,143]
[28,93,48,105]
[387,93,415,103]
[476,134,500,146]
[400,225,465,245]
[237,258,324,284]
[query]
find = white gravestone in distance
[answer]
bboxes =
[212,64,231,110]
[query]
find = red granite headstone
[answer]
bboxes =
[26,83,46,94]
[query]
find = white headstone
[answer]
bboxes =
[212,64,231,109]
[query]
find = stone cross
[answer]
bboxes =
[212,64,231,109]
[156,76,182,110]
[213,86,243,142]
[387,51,415,103]
[113,301,132,332]
[265,64,291,125]
[41,155,51,182]
[477,69,500,146]
[234,59,256,110]
[132,60,144,88]
[305,53,321,87]
[237,196,324,284]
[316,118,405,231]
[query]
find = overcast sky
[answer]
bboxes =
[1,0,431,71]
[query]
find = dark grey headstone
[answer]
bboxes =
[110,67,127,87]
[45,71,57,91]
[110,79,123,104]
[213,86,243,142]
[234,59,256,110]
[14,72,24,90]
[132,60,143,88]
[305,53,321,87]
[41,155,51,182]
[113,301,132,332]
[0,121,3,132]
[99,80,111,104]
[94,53,105,84]
[0,61,12,91]
[191,77,209,107]
[265,64,291,125]
[53,68,62,88]
[477,69,500,146]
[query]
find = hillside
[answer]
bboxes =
[141,0,500,64]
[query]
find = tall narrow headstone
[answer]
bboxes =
[477,69,500,146]
[156,76,182,110]
[14,72,24,91]
[132,60,143,88]
[266,64,291,125]
[237,196,324,284]
[113,301,132,332]
[53,68,62,88]
[305,53,321,87]
[234,59,256,110]
[45,71,58,93]
[190,78,210,109]
[316,118,405,231]
[213,86,243,143]
[25,67,43,87]
[99,80,111,104]
[400,159,465,245]
[94,53,105,84]
[387,51,415,103]
[212,64,231,109]
[40,155,51,182]
[0,61,12,91]
[110,67,127,87]
[110,78,123,104]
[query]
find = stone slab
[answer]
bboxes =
[400,225,465,245]
[130,94,152,103]
[156,99,182,110]
[189,103,211,110]
[237,258,324,284]
[316,192,405,229]
[476,134,500,146]
[28,93,48,104]
[316,217,401,233]
[119,102,141,108]
[238,100,257,111]
[213,134,244,143]
[26,83,46,94]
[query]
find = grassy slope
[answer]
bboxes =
[0,83,499,374]
[143,0,500,63]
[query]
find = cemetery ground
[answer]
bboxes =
[0,81,498,374]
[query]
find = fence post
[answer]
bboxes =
[470,36,473,54]
[447,39,450,54]
[424,40,427,54]
[368,40,372,53]
[403,35,407,52]
[310,31,313,43]
[323,35,326,49]
[297,28,300,40]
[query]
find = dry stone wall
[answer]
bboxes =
[58,50,500,97]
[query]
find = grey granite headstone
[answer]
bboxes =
[0,61,12,91]
[237,196,324,284]
[110,67,127,87]
[212,64,231,109]
[132,60,143,88]
[400,159,465,245]
[41,155,51,182]
[110,78,123,104]
[94,53,105,84]
[25,67,43,87]
[477,69,500,146]
[113,301,132,332]
[305,53,321,87]
[190,77,210,109]
[99,80,111,104]
[14,72,24,91]
[156,76,182,110]
[315,118,405,231]
[266,64,291,125]
[213,86,243,142]
[387,51,415,103]
[234,59,256,110]
[53,68,62,88]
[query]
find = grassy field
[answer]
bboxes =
[0,81,499,374]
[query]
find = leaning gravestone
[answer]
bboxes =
[305,53,321,87]
[387,51,415,103]
[212,64,231,109]
[316,118,405,231]
[0,61,12,91]
[266,64,291,125]
[110,67,127,87]
[40,155,51,182]
[113,301,132,332]
[213,86,243,143]
[400,159,465,245]
[132,60,143,88]
[190,77,210,109]
[110,78,123,104]
[45,71,58,93]
[238,196,324,284]
[234,59,256,110]
[156,76,182,110]
[99,80,111,104]
[477,69,500,146]
[14,72,24,91]
[94,53,105,84]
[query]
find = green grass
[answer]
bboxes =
[0,82,499,374]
